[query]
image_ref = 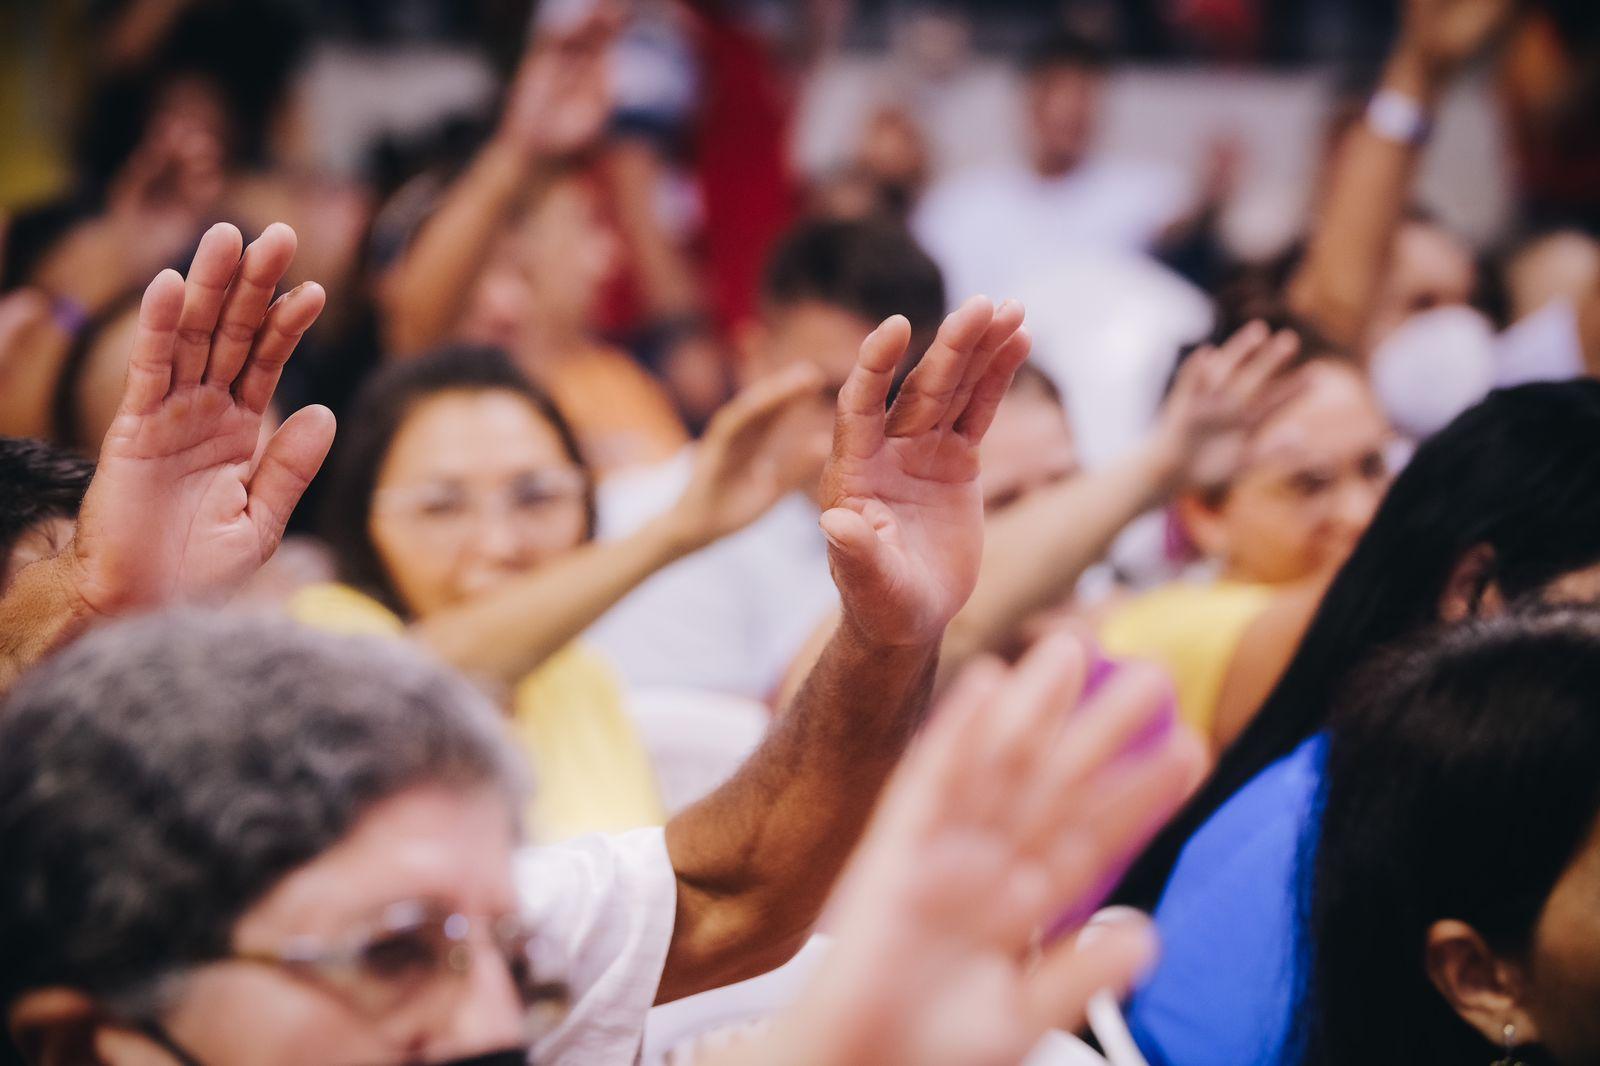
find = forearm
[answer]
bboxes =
[1287,44,1445,352]
[407,511,697,684]
[658,620,939,1001]
[381,141,535,357]
[943,439,1178,670]
[0,554,94,695]
[605,138,705,321]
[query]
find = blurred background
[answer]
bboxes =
[2,0,1597,456]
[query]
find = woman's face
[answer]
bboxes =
[369,389,589,617]
[1185,362,1392,586]
[105,786,535,1065]
[459,179,619,350]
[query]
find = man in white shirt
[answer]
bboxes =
[587,217,954,703]
[912,30,1195,307]
[0,222,1038,1064]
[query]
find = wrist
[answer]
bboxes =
[644,506,706,564]
[1135,428,1188,503]
[1384,41,1450,106]
[481,136,545,186]
[835,608,943,660]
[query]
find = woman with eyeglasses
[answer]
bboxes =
[294,344,820,842]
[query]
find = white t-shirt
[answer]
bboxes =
[912,158,1194,304]
[520,828,678,1065]
[587,457,837,701]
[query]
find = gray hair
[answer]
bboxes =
[0,610,526,1018]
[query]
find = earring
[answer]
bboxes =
[1491,1022,1525,1066]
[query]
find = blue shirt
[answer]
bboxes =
[1124,733,1329,1066]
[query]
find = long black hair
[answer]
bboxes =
[1112,379,1600,911]
[318,345,596,618]
[1304,607,1600,1065]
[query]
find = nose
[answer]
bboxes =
[464,507,531,569]
[1327,475,1382,543]
[433,941,527,1056]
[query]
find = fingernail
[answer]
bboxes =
[1078,906,1148,950]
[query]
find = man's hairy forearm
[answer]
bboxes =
[0,553,92,695]
[657,619,938,1001]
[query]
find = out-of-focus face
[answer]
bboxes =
[858,107,929,197]
[1183,361,1392,586]
[459,177,621,351]
[369,389,589,617]
[97,786,535,1065]
[743,300,882,494]
[1,515,75,591]
[981,380,1079,512]
[1027,65,1103,178]
[1365,220,1477,352]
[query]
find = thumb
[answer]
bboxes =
[246,405,336,552]
[820,506,892,595]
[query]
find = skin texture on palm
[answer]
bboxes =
[1,222,333,691]
[819,296,1032,647]
[67,222,334,614]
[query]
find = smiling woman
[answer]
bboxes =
[298,344,823,841]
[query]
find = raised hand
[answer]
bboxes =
[667,363,826,548]
[66,222,335,614]
[1152,319,1302,495]
[819,296,1031,647]
[498,3,621,163]
[1398,0,1520,76]
[768,633,1205,1066]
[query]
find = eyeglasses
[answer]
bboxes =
[373,469,590,537]
[214,900,568,1026]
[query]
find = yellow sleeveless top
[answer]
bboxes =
[289,583,666,842]
[1099,581,1275,739]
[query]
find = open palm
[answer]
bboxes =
[818,296,1031,647]
[69,222,335,614]
[775,635,1205,1066]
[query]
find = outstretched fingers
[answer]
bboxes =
[952,324,1032,442]
[203,223,298,390]
[707,363,824,451]
[170,222,243,389]
[940,298,1025,431]
[883,295,994,439]
[1023,914,1158,1035]
[119,269,187,416]
[833,314,912,457]
[233,282,326,414]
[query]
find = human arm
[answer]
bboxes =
[1210,576,1326,751]
[715,633,1205,1066]
[942,322,1302,672]
[1286,0,1518,352]
[379,11,617,356]
[1,222,334,690]
[404,363,822,684]
[655,295,1034,1001]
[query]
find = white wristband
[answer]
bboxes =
[1366,88,1433,146]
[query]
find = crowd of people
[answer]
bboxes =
[2,0,1600,1064]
